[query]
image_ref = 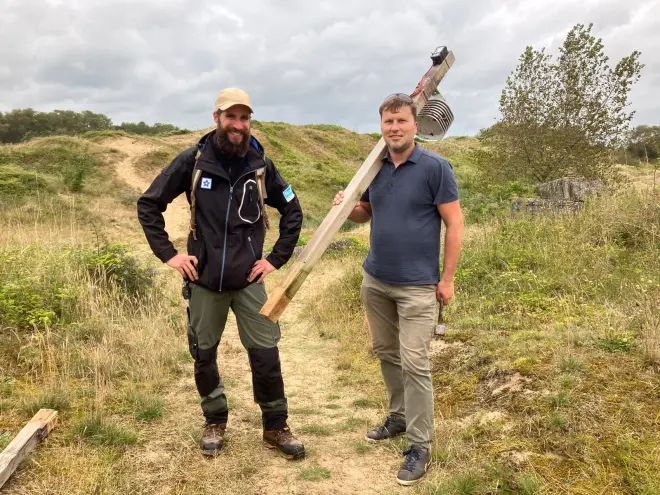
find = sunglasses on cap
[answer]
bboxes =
[384,92,414,103]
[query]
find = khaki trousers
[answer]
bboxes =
[360,269,436,448]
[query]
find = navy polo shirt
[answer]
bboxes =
[360,143,459,285]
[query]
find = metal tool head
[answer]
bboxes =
[417,92,454,142]
[434,300,446,336]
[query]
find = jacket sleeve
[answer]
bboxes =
[263,157,303,269]
[136,149,195,263]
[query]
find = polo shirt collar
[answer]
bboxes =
[382,142,422,165]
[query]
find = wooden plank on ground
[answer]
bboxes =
[260,50,455,322]
[0,409,58,488]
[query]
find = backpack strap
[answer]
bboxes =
[190,148,203,240]
[255,167,270,230]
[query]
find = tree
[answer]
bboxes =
[478,23,644,183]
[0,109,187,143]
[627,125,660,162]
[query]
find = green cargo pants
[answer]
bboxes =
[186,281,288,430]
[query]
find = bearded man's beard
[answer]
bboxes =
[215,125,250,157]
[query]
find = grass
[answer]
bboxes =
[0,137,106,195]
[20,389,71,416]
[428,471,483,495]
[121,390,164,421]
[424,465,542,495]
[352,398,382,409]
[133,148,178,180]
[251,121,377,228]
[341,416,372,432]
[298,424,331,436]
[557,355,586,373]
[305,258,382,397]
[74,415,139,447]
[352,440,373,454]
[298,465,331,482]
[0,431,11,450]
[289,407,321,416]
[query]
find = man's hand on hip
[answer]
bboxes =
[436,279,454,305]
[249,259,275,283]
[167,254,199,281]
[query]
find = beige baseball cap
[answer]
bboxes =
[214,87,253,113]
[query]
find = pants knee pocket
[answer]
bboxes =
[194,346,220,396]
[248,347,284,403]
[186,308,199,360]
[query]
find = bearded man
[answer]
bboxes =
[137,88,305,460]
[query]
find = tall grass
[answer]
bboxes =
[1,237,186,381]
[0,204,189,483]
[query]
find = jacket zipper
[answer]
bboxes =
[219,185,233,291]
[217,166,266,291]
[247,236,257,259]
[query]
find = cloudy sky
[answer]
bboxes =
[1,0,658,136]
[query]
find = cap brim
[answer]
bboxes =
[217,101,253,112]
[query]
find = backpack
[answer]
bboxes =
[189,146,270,241]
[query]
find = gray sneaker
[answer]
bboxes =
[364,415,406,443]
[396,445,431,486]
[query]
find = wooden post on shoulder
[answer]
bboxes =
[0,409,58,488]
[260,48,455,322]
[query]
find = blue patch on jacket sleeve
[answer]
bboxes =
[283,185,295,202]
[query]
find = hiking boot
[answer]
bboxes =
[263,426,305,460]
[364,415,406,442]
[200,423,226,456]
[396,445,431,486]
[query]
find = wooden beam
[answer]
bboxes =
[260,50,456,322]
[0,409,58,488]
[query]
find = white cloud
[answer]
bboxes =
[0,0,657,135]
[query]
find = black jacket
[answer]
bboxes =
[137,131,303,291]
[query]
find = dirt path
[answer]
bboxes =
[107,136,190,241]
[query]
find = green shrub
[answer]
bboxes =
[0,165,52,204]
[0,280,60,329]
[0,138,102,195]
[454,192,659,323]
[61,154,96,192]
[83,243,157,299]
[0,242,157,331]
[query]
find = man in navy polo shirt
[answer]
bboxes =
[334,93,464,486]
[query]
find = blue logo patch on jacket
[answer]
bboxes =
[283,185,295,202]
[201,178,212,190]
